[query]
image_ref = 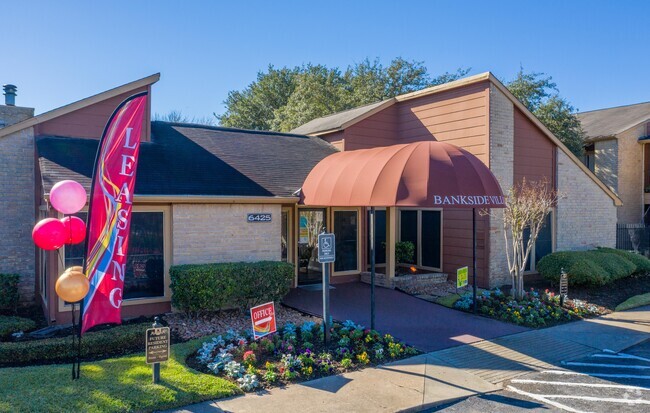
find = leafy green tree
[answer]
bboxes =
[218,58,469,132]
[507,68,585,157]
[153,110,216,126]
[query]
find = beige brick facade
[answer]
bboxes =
[616,124,646,224]
[594,139,618,193]
[556,149,617,250]
[172,204,282,265]
[0,105,36,303]
[487,84,514,287]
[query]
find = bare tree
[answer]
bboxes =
[484,179,560,299]
[153,110,217,126]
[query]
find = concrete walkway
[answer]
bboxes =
[166,306,650,413]
[283,282,528,352]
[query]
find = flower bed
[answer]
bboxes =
[191,320,419,392]
[453,288,602,327]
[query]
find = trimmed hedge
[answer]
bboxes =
[170,261,294,315]
[0,274,20,313]
[0,321,150,366]
[0,316,36,340]
[537,248,650,287]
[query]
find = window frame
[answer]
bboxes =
[281,206,294,263]
[331,207,362,276]
[397,207,443,272]
[58,204,172,313]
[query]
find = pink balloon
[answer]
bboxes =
[61,216,86,245]
[50,180,87,214]
[32,218,66,250]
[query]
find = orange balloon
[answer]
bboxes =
[55,269,89,303]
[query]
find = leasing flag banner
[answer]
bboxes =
[81,92,148,334]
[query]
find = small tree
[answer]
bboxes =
[489,179,559,299]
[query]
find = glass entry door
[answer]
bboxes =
[298,209,326,285]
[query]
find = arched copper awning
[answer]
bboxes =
[299,140,506,329]
[300,141,505,208]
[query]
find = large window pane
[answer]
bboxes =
[535,214,553,265]
[400,210,418,264]
[334,210,358,272]
[421,211,441,269]
[298,209,326,284]
[367,209,386,265]
[64,211,165,300]
[281,210,289,262]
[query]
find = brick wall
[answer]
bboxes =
[615,124,645,224]
[556,149,617,249]
[594,138,618,193]
[0,128,36,303]
[172,204,282,264]
[487,84,514,287]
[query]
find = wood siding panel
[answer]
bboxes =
[344,105,399,151]
[318,131,344,151]
[513,108,556,189]
[35,87,150,140]
[443,209,489,287]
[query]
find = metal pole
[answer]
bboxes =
[322,261,330,345]
[152,316,161,384]
[370,207,376,330]
[472,208,477,314]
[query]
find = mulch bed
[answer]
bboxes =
[527,272,650,312]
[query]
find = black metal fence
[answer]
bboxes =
[616,224,650,254]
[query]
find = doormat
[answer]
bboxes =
[298,284,336,292]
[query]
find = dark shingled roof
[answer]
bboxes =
[577,101,650,140]
[36,121,338,198]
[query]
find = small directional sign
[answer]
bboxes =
[318,233,335,263]
[146,326,170,364]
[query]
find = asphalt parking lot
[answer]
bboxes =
[431,339,650,413]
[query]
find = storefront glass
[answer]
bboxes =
[64,211,165,299]
[400,210,418,264]
[334,210,358,272]
[421,210,442,269]
[367,209,386,265]
[281,210,289,262]
[298,209,326,284]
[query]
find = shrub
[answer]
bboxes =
[537,249,641,287]
[597,248,650,274]
[395,241,415,266]
[0,322,150,366]
[0,274,20,313]
[170,261,294,315]
[0,316,36,340]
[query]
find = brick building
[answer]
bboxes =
[0,73,620,325]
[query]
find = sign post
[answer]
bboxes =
[250,302,277,340]
[146,317,170,384]
[559,268,569,307]
[318,231,335,345]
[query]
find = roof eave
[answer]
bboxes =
[0,73,160,139]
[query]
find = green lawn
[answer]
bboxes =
[0,337,240,413]
[615,293,650,312]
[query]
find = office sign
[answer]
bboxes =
[457,266,468,288]
[318,233,335,263]
[146,326,170,364]
[250,301,277,340]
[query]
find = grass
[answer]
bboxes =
[615,293,650,312]
[435,294,462,308]
[0,337,240,413]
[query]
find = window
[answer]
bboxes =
[334,210,358,273]
[367,209,386,265]
[64,211,165,300]
[298,209,326,284]
[399,209,442,270]
[524,211,554,272]
[281,210,289,262]
[584,144,595,173]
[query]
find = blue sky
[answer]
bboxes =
[4,1,649,120]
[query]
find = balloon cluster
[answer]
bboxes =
[32,180,90,303]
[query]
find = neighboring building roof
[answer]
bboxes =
[576,101,650,140]
[37,122,338,199]
[0,73,160,139]
[290,71,622,206]
[290,99,394,135]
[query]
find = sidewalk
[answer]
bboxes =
[167,306,650,413]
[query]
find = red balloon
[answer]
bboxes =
[32,218,66,250]
[61,216,86,245]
